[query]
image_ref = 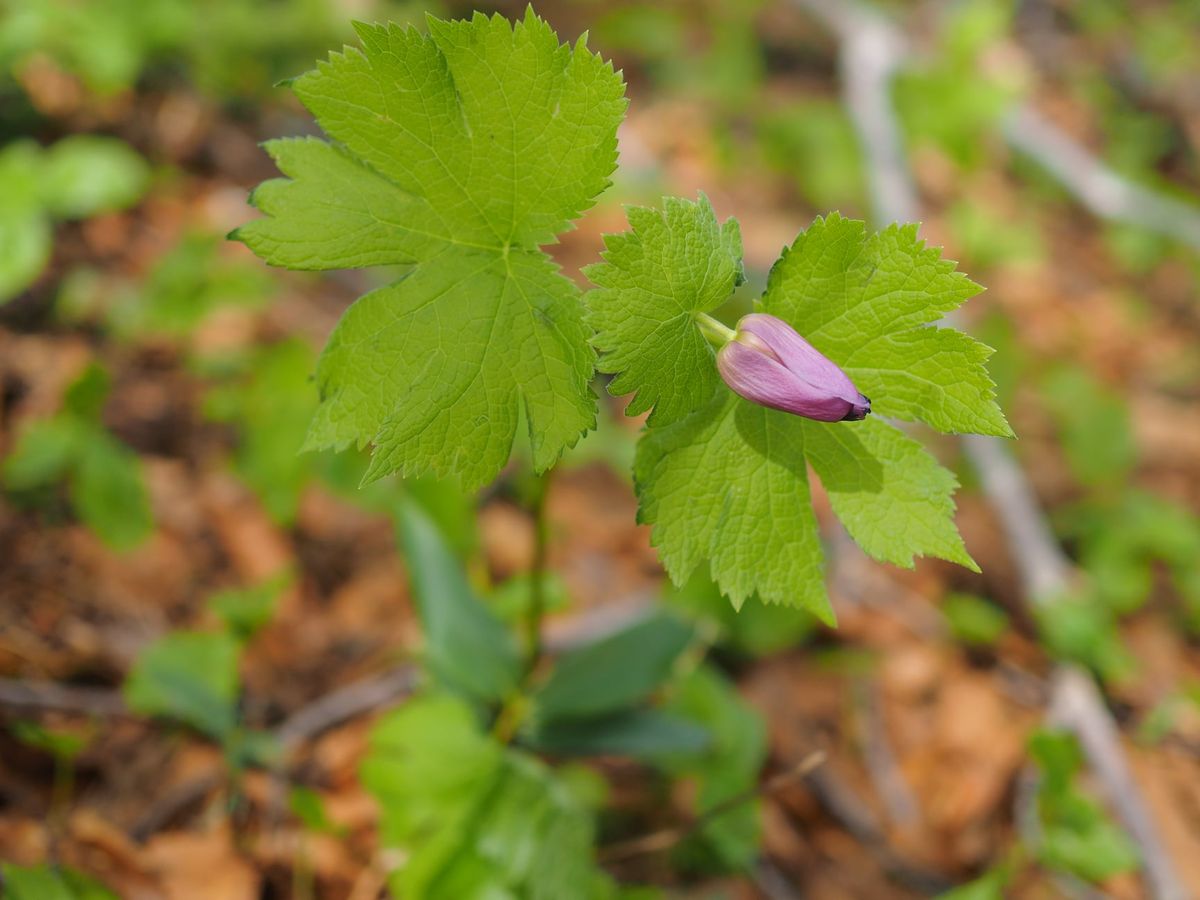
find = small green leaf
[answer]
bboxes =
[532,613,693,719]
[209,572,290,641]
[526,708,710,759]
[2,417,85,491]
[1035,594,1136,685]
[62,363,111,421]
[1041,366,1135,487]
[123,631,240,740]
[0,213,51,303]
[204,340,318,526]
[71,433,153,552]
[1029,729,1140,883]
[584,194,744,425]
[9,721,89,760]
[39,135,149,220]
[397,500,520,704]
[289,786,343,836]
[941,592,1009,647]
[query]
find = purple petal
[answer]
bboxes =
[718,340,858,422]
[737,314,861,406]
[716,313,872,422]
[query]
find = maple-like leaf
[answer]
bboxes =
[591,200,998,620]
[234,10,626,488]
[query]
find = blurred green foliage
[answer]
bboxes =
[941,592,1009,648]
[1028,729,1140,883]
[0,137,147,303]
[59,231,274,339]
[203,339,319,526]
[0,863,118,900]
[2,363,154,550]
[0,0,438,99]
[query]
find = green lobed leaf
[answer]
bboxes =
[235,10,627,489]
[584,194,744,426]
[599,206,997,619]
[764,214,1010,438]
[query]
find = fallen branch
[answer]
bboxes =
[598,750,827,863]
[0,677,128,717]
[1003,105,1200,252]
[791,2,1187,898]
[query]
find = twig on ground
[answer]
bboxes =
[0,678,129,717]
[801,764,954,895]
[598,751,826,863]
[790,1,1187,898]
[1003,106,1200,252]
[275,666,417,752]
[852,680,920,827]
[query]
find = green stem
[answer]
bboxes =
[524,470,552,678]
[695,312,737,347]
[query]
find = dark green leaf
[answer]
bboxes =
[526,708,710,759]
[62,363,111,421]
[533,613,693,719]
[397,500,520,704]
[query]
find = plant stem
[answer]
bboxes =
[695,311,737,347]
[524,470,552,677]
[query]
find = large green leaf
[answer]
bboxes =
[235,11,627,489]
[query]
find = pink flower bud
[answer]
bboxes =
[716,313,871,422]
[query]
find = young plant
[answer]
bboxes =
[363,499,760,896]
[235,9,1010,623]
[2,363,153,551]
[122,573,291,778]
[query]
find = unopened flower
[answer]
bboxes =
[716,313,871,422]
